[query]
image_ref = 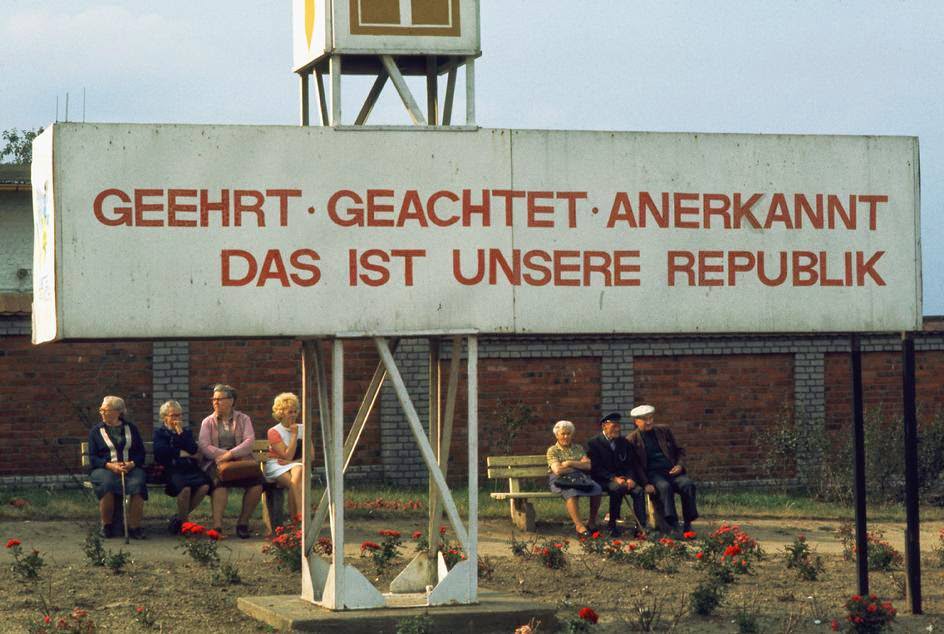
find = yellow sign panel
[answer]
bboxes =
[305,0,315,49]
[350,0,461,36]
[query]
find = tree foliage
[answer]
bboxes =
[1,127,44,165]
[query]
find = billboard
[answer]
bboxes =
[293,0,480,71]
[31,123,921,342]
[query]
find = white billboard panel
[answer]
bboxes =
[32,123,920,342]
[294,0,480,71]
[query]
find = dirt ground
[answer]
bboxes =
[1,515,943,632]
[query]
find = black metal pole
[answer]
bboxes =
[902,331,922,613]
[850,333,869,595]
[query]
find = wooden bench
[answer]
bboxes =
[79,439,286,534]
[487,454,667,533]
[486,455,560,531]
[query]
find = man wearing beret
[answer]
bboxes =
[587,412,648,537]
[627,404,698,536]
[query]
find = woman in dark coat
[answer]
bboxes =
[153,399,212,534]
[87,395,147,539]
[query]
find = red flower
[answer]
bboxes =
[831,619,840,631]
[867,604,877,613]
[851,595,861,602]
[42,615,51,624]
[695,551,704,560]
[5,538,20,548]
[611,540,622,547]
[439,526,447,535]
[868,593,877,601]
[578,607,599,624]
[627,543,637,551]
[723,544,741,557]
[206,529,221,541]
[553,543,563,549]
[136,606,144,613]
[360,541,380,551]
[412,531,422,539]
[591,531,600,540]
[682,531,697,539]
[542,548,550,556]
[379,529,401,538]
[189,524,206,535]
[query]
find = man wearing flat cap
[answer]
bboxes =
[587,411,648,537]
[627,404,698,535]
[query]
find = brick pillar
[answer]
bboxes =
[152,341,190,424]
[793,350,825,484]
[380,338,430,485]
[601,340,633,414]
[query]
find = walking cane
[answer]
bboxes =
[120,470,129,544]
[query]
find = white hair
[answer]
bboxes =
[159,399,183,419]
[552,420,575,435]
[101,395,126,414]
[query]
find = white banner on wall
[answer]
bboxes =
[31,123,920,342]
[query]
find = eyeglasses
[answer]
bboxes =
[99,408,114,413]
[166,413,183,418]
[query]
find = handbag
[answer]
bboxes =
[217,458,261,483]
[555,470,597,492]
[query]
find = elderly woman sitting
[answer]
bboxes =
[153,400,212,534]
[198,384,263,539]
[87,396,147,539]
[546,419,603,536]
[263,392,305,521]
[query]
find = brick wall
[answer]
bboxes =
[633,354,794,481]
[0,335,151,475]
[3,320,944,488]
[443,356,601,482]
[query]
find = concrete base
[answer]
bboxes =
[237,591,557,633]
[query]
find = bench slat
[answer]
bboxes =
[490,492,558,500]
[487,466,548,479]
[486,455,546,467]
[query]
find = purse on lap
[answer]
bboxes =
[555,470,597,492]
[217,458,261,483]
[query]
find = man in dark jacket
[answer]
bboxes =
[587,412,647,537]
[626,404,698,535]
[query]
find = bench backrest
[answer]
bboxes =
[486,455,549,480]
[81,439,271,468]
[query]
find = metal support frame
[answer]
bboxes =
[902,331,922,613]
[381,55,427,125]
[850,334,869,595]
[299,334,479,610]
[300,54,476,128]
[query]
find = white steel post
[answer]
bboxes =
[330,55,342,126]
[465,57,475,126]
[466,335,478,599]
[330,339,345,605]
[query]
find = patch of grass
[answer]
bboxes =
[3,484,944,523]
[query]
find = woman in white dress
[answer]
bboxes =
[263,392,304,519]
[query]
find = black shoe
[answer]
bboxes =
[683,521,693,533]
[129,528,147,540]
[99,524,114,539]
[236,524,251,539]
[167,517,183,535]
[608,525,623,538]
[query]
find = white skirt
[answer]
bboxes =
[263,459,301,482]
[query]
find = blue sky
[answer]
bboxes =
[2,1,942,314]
